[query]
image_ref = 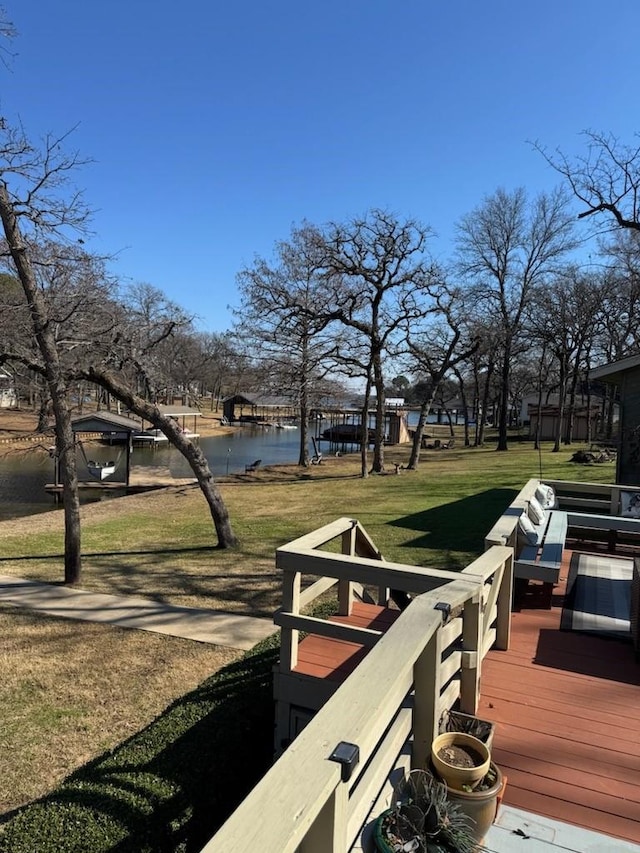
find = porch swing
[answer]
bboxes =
[78,440,124,481]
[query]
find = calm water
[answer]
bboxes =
[0,425,307,522]
[0,411,448,521]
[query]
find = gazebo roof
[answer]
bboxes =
[70,412,142,433]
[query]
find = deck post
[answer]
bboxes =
[460,591,481,714]
[339,525,357,615]
[300,779,347,853]
[411,626,442,770]
[495,553,513,650]
[280,569,301,670]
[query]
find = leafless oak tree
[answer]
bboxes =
[455,187,576,451]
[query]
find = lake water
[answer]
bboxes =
[0,410,451,521]
[0,425,308,522]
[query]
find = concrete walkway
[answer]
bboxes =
[0,575,276,651]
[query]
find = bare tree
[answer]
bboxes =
[236,224,336,466]
[527,268,605,451]
[77,364,237,547]
[320,209,437,473]
[536,131,640,233]
[403,284,478,468]
[0,121,95,583]
[455,187,576,450]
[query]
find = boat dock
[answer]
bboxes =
[46,465,197,494]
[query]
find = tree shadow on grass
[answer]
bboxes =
[388,488,518,565]
[0,546,220,564]
[0,638,281,853]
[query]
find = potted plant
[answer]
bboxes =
[430,732,490,791]
[373,769,482,853]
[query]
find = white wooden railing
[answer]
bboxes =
[200,519,513,853]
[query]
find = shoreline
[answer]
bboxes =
[0,409,237,458]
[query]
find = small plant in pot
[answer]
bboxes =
[374,769,483,853]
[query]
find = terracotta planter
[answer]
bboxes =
[431,731,490,791]
[445,762,504,845]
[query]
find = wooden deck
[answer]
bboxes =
[479,548,640,846]
[292,601,401,682]
[291,558,640,846]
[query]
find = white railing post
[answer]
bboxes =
[339,524,357,615]
[280,568,301,670]
[460,591,481,714]
[495,552,513,650]
[411,624,443,770]
[300,780,348,853]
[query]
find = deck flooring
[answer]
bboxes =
[478,548,640,846]
[292,602,401,681]
[290,556,640,845]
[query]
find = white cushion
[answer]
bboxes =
[535,484,556,509]
[518,511,539,546]
[528,496,545,525]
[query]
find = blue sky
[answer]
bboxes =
[3,1,639,332]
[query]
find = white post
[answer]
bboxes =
[495,552,513,650]
[460,591,481,714]
[280,569,301,671]
[412,627,442,769]
[300,780,348,853]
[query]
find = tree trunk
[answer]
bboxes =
[360,377,372,479]
[477,362,494,447]
[83,367,238,547]
[36,391,50,434]
[52,392,82,584]
[297,342,310,467]
[496,347,510,451]
[0,181,83,584]
[552,358,567,453]
[407,394,435,469]
[372,350,385,472]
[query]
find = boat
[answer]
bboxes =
[85,460,117,480]
[132,428,169,445]
[275,423,298,430]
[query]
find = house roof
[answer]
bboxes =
[590,353,640,384]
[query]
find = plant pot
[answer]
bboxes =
[445,762,504,845]
[431,731,491,791]
[373,809,396,853]
[440,709,495,750]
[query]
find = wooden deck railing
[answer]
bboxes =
[200,518,513,853]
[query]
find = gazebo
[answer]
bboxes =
[64,412,143,488]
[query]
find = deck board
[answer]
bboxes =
[292,601,400,682]
[479,548,640,846]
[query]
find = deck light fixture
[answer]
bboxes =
[329,741,360,782]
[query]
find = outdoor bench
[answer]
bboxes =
[514,509,568,584]
[565,511,640,550]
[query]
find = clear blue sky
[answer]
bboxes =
[4,1,639,332]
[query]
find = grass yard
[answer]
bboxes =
[0,438,616,845]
